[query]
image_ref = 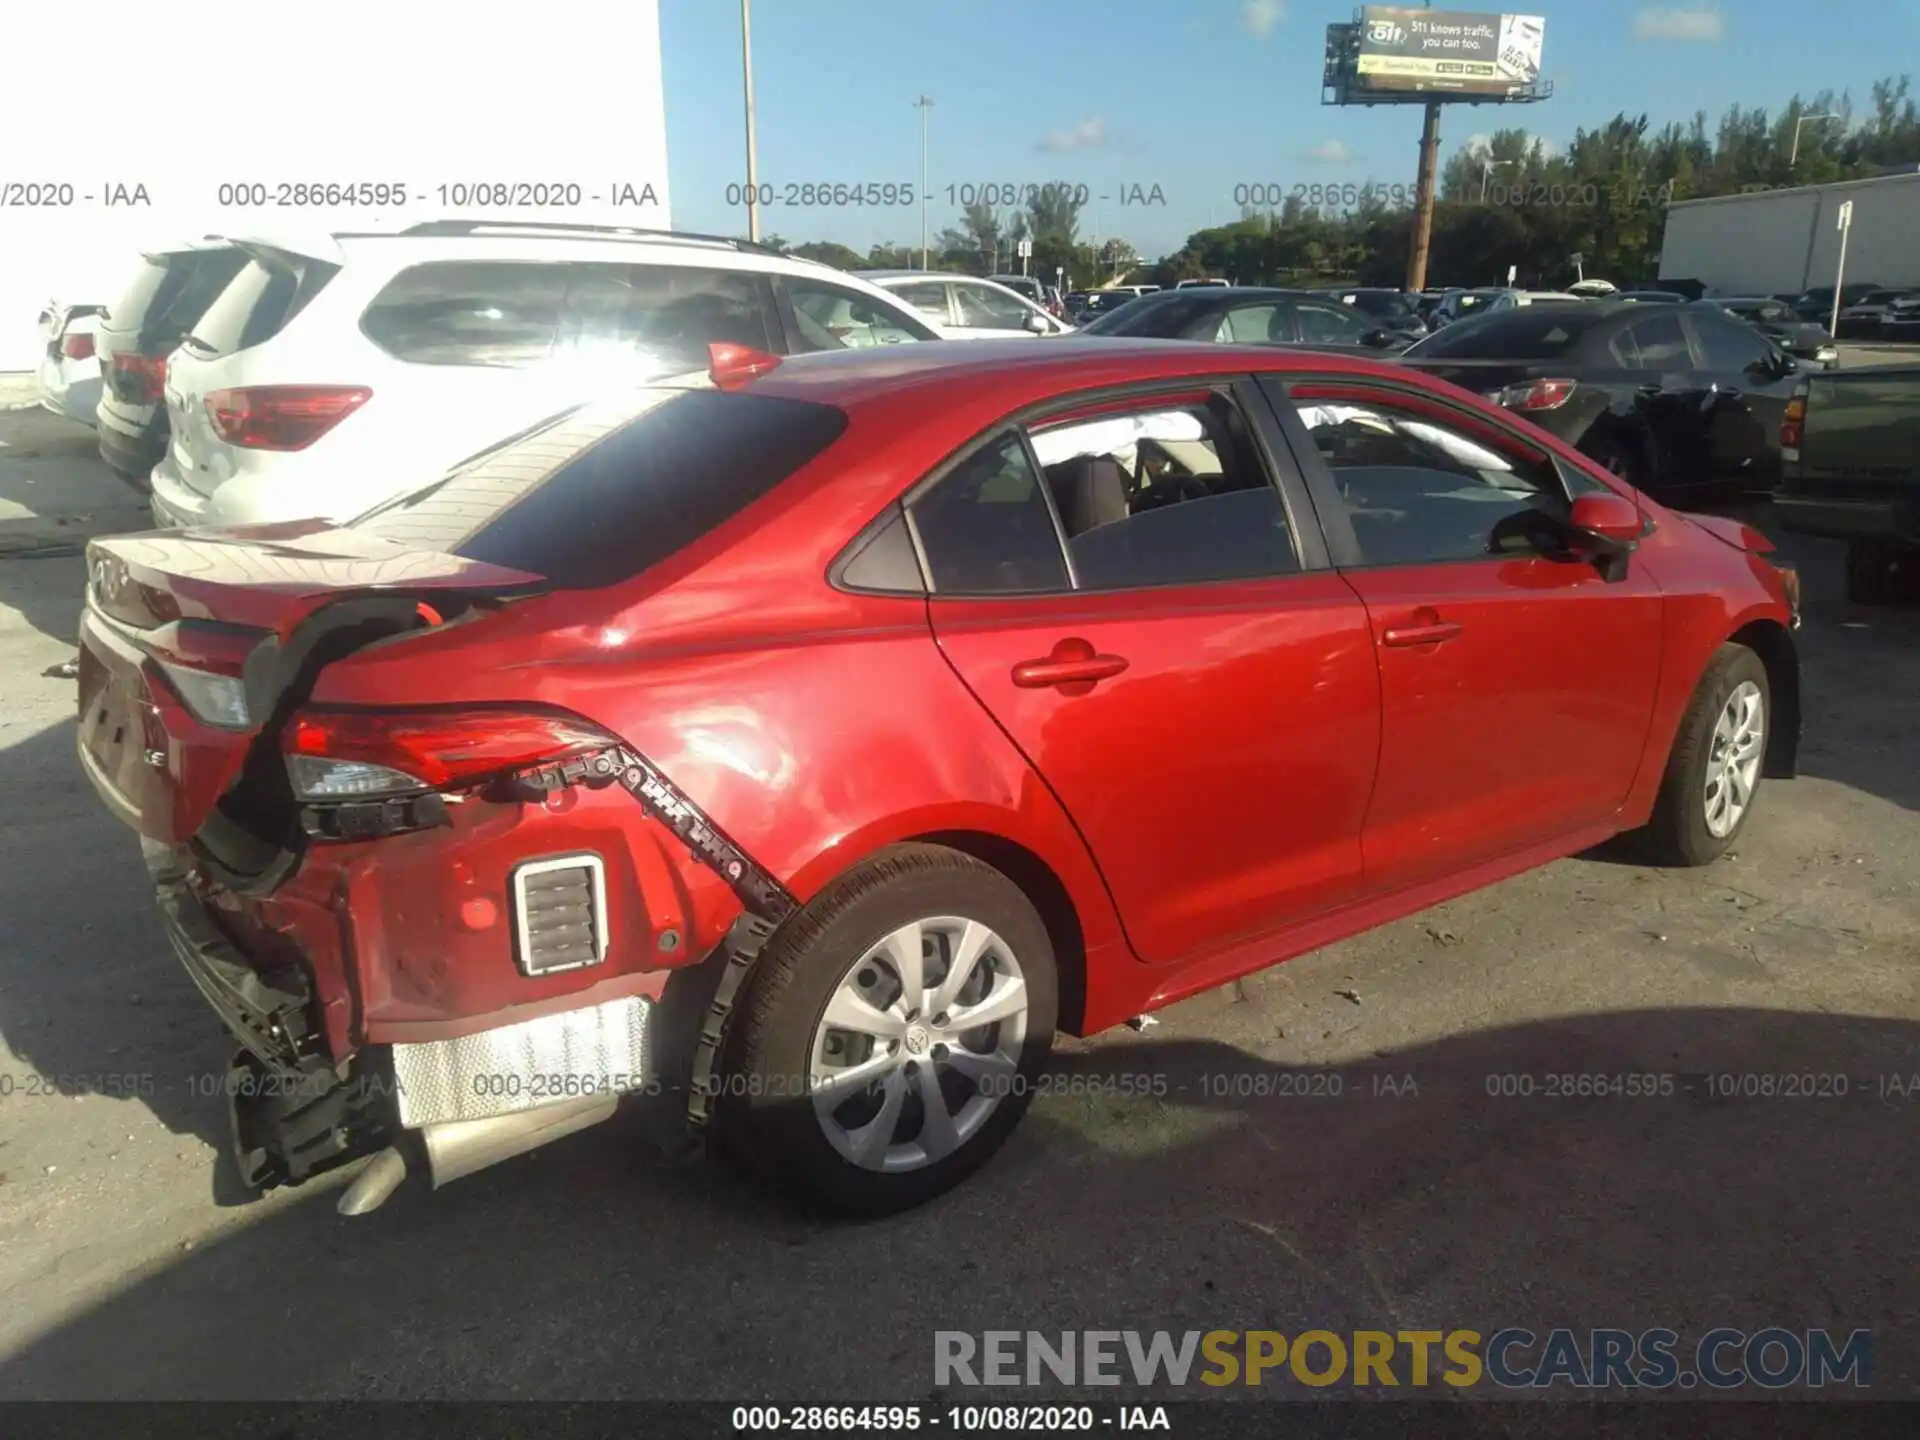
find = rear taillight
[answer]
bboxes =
[61,332,96,361]
[144,627,264,730]
[1493,378,1578,411]
[205,385,372,452]
[1781,387,1808,459]
[155,663,251,728]
[111,351,168,402]
[282,706,617,801]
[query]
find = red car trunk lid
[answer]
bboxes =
[76,521,545,845]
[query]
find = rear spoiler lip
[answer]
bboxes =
[205,232,350,268]
[86,526,550,631]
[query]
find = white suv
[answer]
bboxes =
[149,221,943,529]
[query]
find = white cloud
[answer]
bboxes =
[1633,7,1727,41]
[1462,132,1494,158]
[1300,139,1357,164]
[1532,137,1562,162]
[1037,117,1109,153]
[1242,0,1285,41]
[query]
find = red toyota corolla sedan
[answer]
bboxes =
[75,337,1802,1216]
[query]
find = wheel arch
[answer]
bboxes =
[908,829,1089,1036]
[1728,617,1801,779]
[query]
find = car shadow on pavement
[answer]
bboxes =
[1765,526,1920,815]
[0,718,237,1157]
[1,1006,1914,1400]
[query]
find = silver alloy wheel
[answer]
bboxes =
[809,916,1029,1173]
[1703,679,1765,839]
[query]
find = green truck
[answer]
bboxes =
[1775,363,1920,604]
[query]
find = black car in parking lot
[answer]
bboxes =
[1711,297,1840,369]
[1397,299,1806,500]
[1308,286,1430,343]
[1076,286,1411,354]
[91,241,250,489]
[1791,281,1883,326]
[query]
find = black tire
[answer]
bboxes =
[1638,644,1771,867]
[1844,541,1911,607]
[715,844,1058,1215]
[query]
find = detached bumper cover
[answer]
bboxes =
[146,846,321,1075]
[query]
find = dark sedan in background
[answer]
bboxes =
[1076,286,1411,354]
[1710,297,1840,369]
[1396,299,1805,501]
[1308,286,1430,343]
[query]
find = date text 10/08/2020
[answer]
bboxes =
[723,182,1170,209]
[210,182,661,209]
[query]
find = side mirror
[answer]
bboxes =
[1361,328,1394,348]
[1569,492,1644,544]
[1024,312,1051,335]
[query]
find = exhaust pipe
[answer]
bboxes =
[335,1093,618,1216]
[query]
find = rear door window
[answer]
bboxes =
[783,279,938,350]
[191,253,339,356]
[1294,302,1371,345]
[357,386,849,588]
[909,435,1071,595]
[360,261,569,365]
[1610,313,1692,371]
[554,263,776,373]
[952,282,1032,329]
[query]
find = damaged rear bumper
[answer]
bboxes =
[146,842,662,1205]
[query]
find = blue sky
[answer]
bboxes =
[661,0,1917,257]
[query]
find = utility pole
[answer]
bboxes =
[1406,99,1442,291]
[914,96,935,269]
[741,0,761,242]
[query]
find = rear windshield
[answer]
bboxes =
[359,260,781,371]
[355,386,849,589]
[107,248,248,342]
[191,252,339,356]
[1405,307,1607,358]
[1081,292,1213,335]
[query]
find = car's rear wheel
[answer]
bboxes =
[1844,541,1912,607]
[717,844,1057,1214]
[1638,643,1770,867]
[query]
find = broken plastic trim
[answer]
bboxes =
[513,745,797,1134]
[513,746,798,925]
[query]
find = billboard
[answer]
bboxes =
[1353,8,1546,97]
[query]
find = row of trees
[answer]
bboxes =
[762,77,1918,292]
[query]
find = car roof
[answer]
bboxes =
[741,336,1399,410]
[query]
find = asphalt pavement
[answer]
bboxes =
[0,394,1915,1404]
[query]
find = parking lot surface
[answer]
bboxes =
[0,397,1915,1401]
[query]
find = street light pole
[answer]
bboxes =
[913,96,935,269]
[741,0,761,242]
[1790,112,1841,168]
[1480,158,1514,204]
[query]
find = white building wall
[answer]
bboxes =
[0,0,671,370]
[1658,171,1920,295]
